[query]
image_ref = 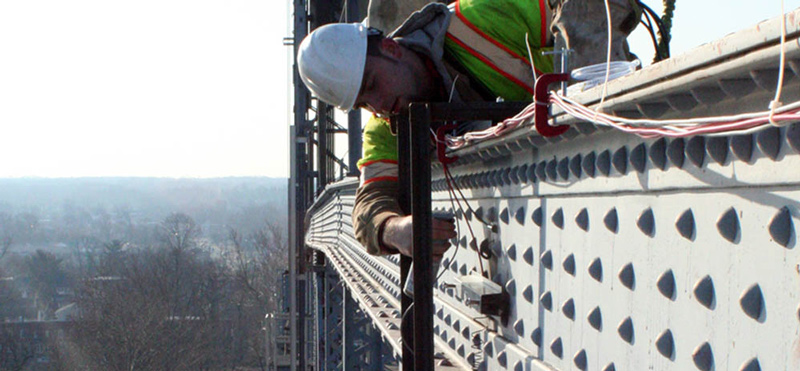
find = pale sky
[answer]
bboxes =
[0,1,797,178]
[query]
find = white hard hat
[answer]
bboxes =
[298,23,368,112]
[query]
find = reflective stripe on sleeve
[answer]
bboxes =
[360,160,399,186]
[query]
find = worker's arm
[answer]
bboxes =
[353,115,404,255]
[353,179,403,255]
[353,115,456,256]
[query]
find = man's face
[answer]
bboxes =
[354,38,434,116]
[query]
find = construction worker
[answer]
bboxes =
[297,0,638,257]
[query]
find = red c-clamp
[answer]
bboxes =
[534,73,571,137]
[435,123,459,165]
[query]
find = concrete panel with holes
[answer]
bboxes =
[306,8,800,371]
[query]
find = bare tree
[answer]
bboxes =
[0,236,10,261]
[24,250,68,319]
[225,221,288,370]
[0,324,35,371]
[159,213,201,252]
[72,248,232,371]
[0,211,13,260]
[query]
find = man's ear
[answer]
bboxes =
[378,38,402,60]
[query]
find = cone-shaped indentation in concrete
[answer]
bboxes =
[532,207,543,227]
[618,317,634,344]
[515,207,526,225]
[563,254,576,276]
[583,151,596,178]
[536,161,547,182]
[500,207,510,225]
[613,146,628,174]
[694,275,715,309]
[546,159,558,181]
[531,327,542,346]
[550,337,563,358]
[523,285,533,303]
[523,247,534,265]
[631,143,647,173]
[518,164,529,183]
[526,163,537,183]
[507,244,517,261]
[588,258,603,282]
[552,208,564,229]
[638,208,656,237]
[497,350,507,367]
[757,126,782,160]
[658,269,676,300]
[570,154,583,178]
[788,123,800,153]
[650,138,667,170]
[717,207,741,243]
[597,150,612,176]
[619,263,635,290]
[604,208,619,234]
[484,340,493,357]
[475,206,484,221]
[707,136,729,165]
[509,166,520,185]
[687,136,706,167]
[558,157,570,180]
[731,134,755,162]
[588,306,602,331]
[740,284,765,322]
[603,363,616,371]
[540,291,553,311]
[655,329,675,359]
[692,342,714,371]
[541,250,553,270]
[576,208,590,231]
[562,298,575,320]
[719,78,756,97]
[740,358,761,371]
[574,350,588,371]
[487,207,498,223]
[667,138,686,168]
[676,209,696,240]
[514,319,525,336]
[768,206,794,248]
[505,279,516,296]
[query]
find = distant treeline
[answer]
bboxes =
[0,177,288,250]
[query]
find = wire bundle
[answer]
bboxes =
[443,0,793,146]
[444,103,537,149]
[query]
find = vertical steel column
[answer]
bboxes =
[342,287,356,370]
[347,112,362,178]
[409,103,434,370]
[395,113,415,370]
[289,0,309,369]
[314,253,325,371]
[346,0,362,178]
[324,266,342,371]
[370,323,383,371]
[317,102,329,193]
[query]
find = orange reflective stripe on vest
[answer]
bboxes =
[446,1,548,95]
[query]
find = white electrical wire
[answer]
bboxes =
[594,0,614,119]
[525,33,539,83]
[769,0,787,125]
[441,0,799,147]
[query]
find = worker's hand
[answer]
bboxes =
[382,215,456,258]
